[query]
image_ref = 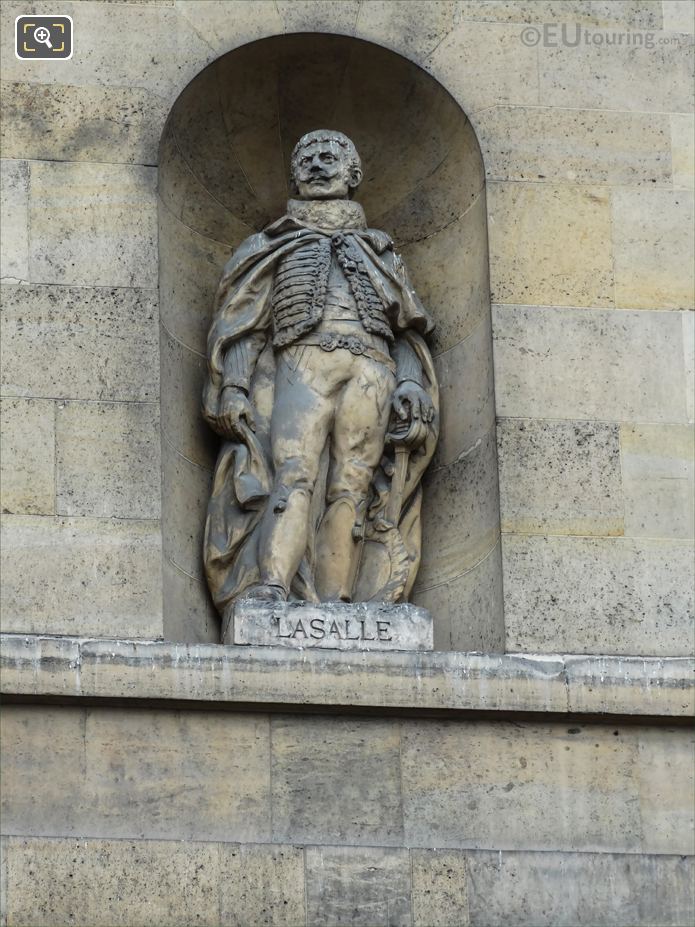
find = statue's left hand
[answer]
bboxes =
[392,380,435,425]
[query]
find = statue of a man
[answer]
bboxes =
[202,130,439,634]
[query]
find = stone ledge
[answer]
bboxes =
[0,634,692,719]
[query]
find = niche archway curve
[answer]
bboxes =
[158,33,503,650]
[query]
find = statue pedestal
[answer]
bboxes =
[229,601,433,652]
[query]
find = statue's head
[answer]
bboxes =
[290,130,362,201]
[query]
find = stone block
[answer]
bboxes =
[355,1,459,60]
[280,0,360,35]
[0,82,167,165]
[477,106,672,185]
[432,314,496,470]
[161,444,212,580]
[400,193,490,356]
[503,534,695,656]
[492,305,688,423]
[56,401,160,519]
[663,0,695,31]
[271,715,404,846]
[176,0,283,54]
[613,187,694,310]
[0,515,162,638]
[160,327,218,470]
[219,843,306,927]
[684,311,695,423]
[417,427,500,588]
[1,706,87,837]
[0,398,55,515]
[457,2,663,28]
[401,720,641,852]
[233,601,433,652]
[425,20,540,112]
[305,845,411,927]
[0,836,6,927]
[84,708,271,843]
[0,284,159,402]
[412,541,506,653]
[637,727,695,855]
[497,419,623,536]
[411,848,469,927]
[3,836,220,927]
[0,159,28,282]
[671,114,695,190]
[488,182,614,307]
[162,557,218,645]
[0,635,80,698]
[538,28,694,113]
[620,423,694,538]
[28,161,157,288]
[465,849,695,927]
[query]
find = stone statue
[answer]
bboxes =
[202,130,439,637]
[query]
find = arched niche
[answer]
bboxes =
[158,33,503,651]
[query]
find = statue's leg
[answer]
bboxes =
[256,347,335,598]
[315,357,395,601]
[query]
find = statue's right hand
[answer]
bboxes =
[216,386,256,439]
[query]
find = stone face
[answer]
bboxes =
[0,284,159,402]
[401,720,642,852]
[478,107,672,185]
[305,846,412,927]
[161,557,219,645]
[28,160,157,288]
[663,0,695,31]
[3,836,220,927]
[0,159,29,281]
[354,1,458,60]
[161,444,212,581]
[0,82,167,165]
[497,419,623,536]
[637,727,695,855]
[233,601,434,652]
[671,114,695,190]
[503,535,695,656]
[271,715,404,846]
[219,843,306,927]
[411,848,469,927]
[620,423,695,539]
[488,182,614,306]
[0,398,55,515]
[0,515,162,638]
[493,305,688,423]
[56,401,161,519]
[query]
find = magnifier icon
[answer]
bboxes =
[34,26,53,49]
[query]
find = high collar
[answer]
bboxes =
[285,197,367,232]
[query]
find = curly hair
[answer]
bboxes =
[290,130,362,192]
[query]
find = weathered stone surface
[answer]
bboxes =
[620,423,694,538]
[0,516,162,638]
[671,114,695,190]
[280,0,360,35]
[456,2,663,28]
[162,557,218,645]
[424,20,540,112]
[497,419,623,536]
[465,849,695,927]
[663,0,695,31]
[401,720,642,852]
[0,159,29,283]
[3,836,220,927]
[28,161,157,288]
[56,401,160,519]
[233,601,433,653]
[305,846,411,927]
[0,82,167,165]
[161,443,212,581]
[84,708,271,842]
[354,1,457,60]
[488,182,614,306]
[538,28,694,113]
[684,311,695,423]
[478,107,672,185]
[271,715,404,846]
[493,305,688,423]
[637,727,695,855]
[503,535,694,656]
[219,842,306,927]
[411,848,469,927]
[0,284,159,402]
[0,398,55,515]
[0,635,79,698]
[176,0,283,54]
[612,188,695,309]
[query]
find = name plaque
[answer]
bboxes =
[230,601,433,652]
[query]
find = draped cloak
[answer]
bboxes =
[202,207,439,615]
